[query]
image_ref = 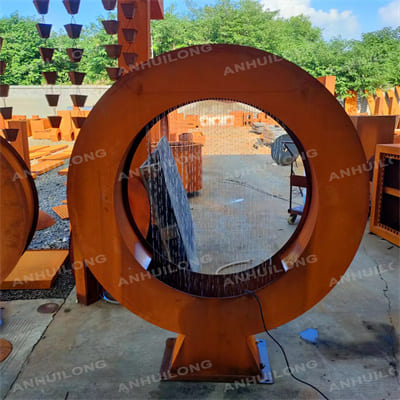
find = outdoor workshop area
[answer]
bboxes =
[0,1,399,399]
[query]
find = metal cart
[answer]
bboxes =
[288,167,307,225]
[271,135,307,225]
[281,140,306,225]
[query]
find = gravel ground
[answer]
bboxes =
[28,137,71,250]
[29,163,70,250]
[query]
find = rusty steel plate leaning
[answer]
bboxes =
[68,44,369,379]
[0,137,38,283]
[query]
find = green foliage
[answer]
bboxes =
[151,0,400,97]
[0,13,43,85]
[0,2,399,96]
[79,20,115,84]
[0,13,115,85]
[151,6,195,52]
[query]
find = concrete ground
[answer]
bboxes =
[1,129,399,400]
[0,227,398,400]
[191,153,303,274]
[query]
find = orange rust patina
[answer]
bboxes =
[68,45,369,380]
[0,137,38,283]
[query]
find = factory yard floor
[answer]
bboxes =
[1,147,399,400]
[1,228,398,400]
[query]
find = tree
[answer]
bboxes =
[151,0,399,97]
[79,18,115,84]
[0,13,43,85]
[1,3,399,96]
[0,13,115,85]
[152,6,196,54]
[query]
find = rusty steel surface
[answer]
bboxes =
[0,137,38,283]
[6,120,31,169]
[118,0,151,70]
[0,339,12,363]
[351,115,396,161]
[370,143,400,246]
[149,141,203,193]
[68,45,369,377]
[0,249,69,290]
[150,0,164,20]
[36,210,55,231]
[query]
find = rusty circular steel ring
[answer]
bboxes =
[0,137,38,282]
[68,44,369,332]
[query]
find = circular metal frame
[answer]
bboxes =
[0,137,38,282]
[68,45,369,332]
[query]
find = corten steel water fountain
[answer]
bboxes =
[0,137,38,283]
[0,136,69,289]
[68,44,369,381]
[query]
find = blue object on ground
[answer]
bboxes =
[300,328,319,344]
